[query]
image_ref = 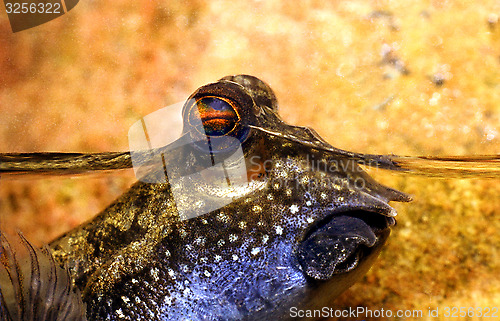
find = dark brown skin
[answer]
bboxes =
[1,75,411,320]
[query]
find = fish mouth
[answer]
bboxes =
[297,209,395,281]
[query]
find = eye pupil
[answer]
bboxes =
[196,97,238,136]
[201,98,230,111]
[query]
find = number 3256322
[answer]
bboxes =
[443,307,498,318]
[5,2,62,14]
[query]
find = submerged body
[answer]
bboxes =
[1,75,411,320]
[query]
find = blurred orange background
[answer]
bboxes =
[0,1,499,320]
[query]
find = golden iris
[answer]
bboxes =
[195,97,239,136]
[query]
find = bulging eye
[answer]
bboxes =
[194,97,239,136]
[182,82,254,154]
[185,95,248,153]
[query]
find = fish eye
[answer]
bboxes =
[188,96,240,137]
[181,81,255,154]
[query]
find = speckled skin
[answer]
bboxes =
[49,75,410,320]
